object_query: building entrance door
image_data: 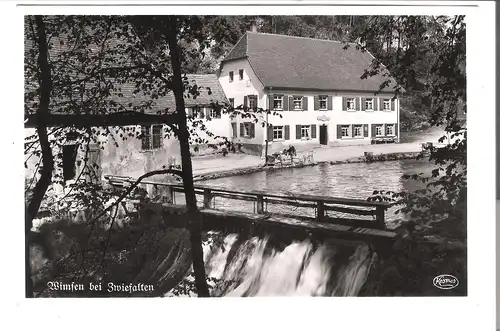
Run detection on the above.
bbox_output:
[319,125,328,145]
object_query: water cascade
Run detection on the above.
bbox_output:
[168,231,376,297]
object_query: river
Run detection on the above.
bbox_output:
[167,159,436,297]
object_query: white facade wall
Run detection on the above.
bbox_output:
[218,58,266,151]
[266,90,399,152]
[219,59,400,155]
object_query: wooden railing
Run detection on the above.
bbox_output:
[104,175,391,229]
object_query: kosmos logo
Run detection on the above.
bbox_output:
[433,274,459,290]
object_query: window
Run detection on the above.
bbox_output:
[243,123,253,137]
[301,125,310,139]
[365,98,374,111]
[208,108,221,119]
[375,124,384,136]
[62,144,79,181]
[383,99,391,111]
[273,95,283,110]
[141,125,163,150]
[229,71,234,82]
[273,126,284,140]
[293,97,303,110]
[386,124,395,136]
[346,98,355,110]
[229,98,234,108]
[341,125,351,138]
[248,95,258,110]
[239,69,244,80]
[354,125,363,137]
[319,96,328,110]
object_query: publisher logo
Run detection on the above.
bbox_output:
[433,274,459,290]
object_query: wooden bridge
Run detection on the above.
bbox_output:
[105,175,396,246]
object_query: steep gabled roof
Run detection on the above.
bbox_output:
[222,32,398,92]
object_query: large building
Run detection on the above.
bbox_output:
[218,31,401,155]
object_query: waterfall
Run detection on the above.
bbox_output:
[167,231,375,297]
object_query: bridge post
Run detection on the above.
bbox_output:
[375,206,386,229]
[316,201,325,221]
[203,189,213,208]
[256,195,264,214]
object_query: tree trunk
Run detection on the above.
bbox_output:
[26,16,54,298]
[166,18,210,297]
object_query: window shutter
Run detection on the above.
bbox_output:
[283,95,289,111]
[342,97,347,111]
[361,98,366,111]
[240,123,244,137]
[284,125,290,140]
[87,145,102,183]
[302,97,308,111]
[336,125,342,139]
[394,123,398,137]
[267,124,273,141]
[295,125,301,139]
[374,98,379,111]
[311,124,317,139]
[314,96,319,110]
[364,124,369,137]
[327,96,333,110]
[253,95,259,110]
[205,107,210,118]
[232,123,237,138]
[141,126,150,150]
[391,99,396,111]
[371,124,376,137]
[244,96,248,108]
[187,108,193,117]
[250,123,255,138]
[351,125,355,137]
[268,94,274,110]
[289,96,294,111]
[355,98,360,111]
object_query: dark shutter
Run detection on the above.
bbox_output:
[342,97,347,111]
[289,96,294,111]
[250,123,255,138]
[327,96,333,110]
[268,94,274,110]
[314,96,319,110]
[336,125,342,139]
[296,125,301,139]
[232,123,237,138]
[355,98,360,111]
[141,126,150,150]
[364,124,369,137]
[371,124,376,137]
[267,124,273,141]
[87,144,102,183]
[361,98,366,111]
[205,107,211,118]
[351,125,355,137]
[391,99,396,111]
[240,123,244,137]
[283,95,289,111]
[284,125,290,140]
[311,124,317,139]
[244,96,248,108]
[374,98,379,111]
[394,123,398,137]
[253,95,259,110]
[302,97,308,111]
